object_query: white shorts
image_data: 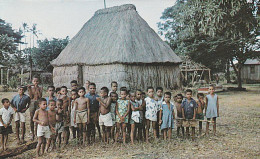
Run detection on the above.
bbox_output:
[37,125,51,138]
[14,112,26,122]
[99,112,113,127]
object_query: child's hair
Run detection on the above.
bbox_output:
[57,99,63,105]
[71,89,78,94]
[176,93,183,99]
[1,98,9,104]
[185,89,192,94]
[141,92,146,95]
[136,89,142,93]
[47,85,55,90]
[32,75,39,80]
[18,85,27,92]
[197,93,204,98]
[38,98,47,105]
[156,87,163,92]
[147,86,154,91]
[120,87,127,93]
[56,87,61,93]
[101,87,109,93]
[89,82,96,87]
[111,81,117,86]
[110,92,118,97]
[209,84,215,89]
[61,86,68,90]
[70,80,78,84]
[78,87,86,92]
[48,99,56,104]
[129,91,135,96]
[164,92,171,97]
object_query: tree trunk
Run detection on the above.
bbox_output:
[226,60,231,83]
[237,64,242,89]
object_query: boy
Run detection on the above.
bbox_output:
[56,99,64,148]
[175,94,185,137]
[0,98,14,151]
[74,87,90,145]
[11,86,30,144]
[155,87,163,138]
[58,86,71,145]
[28,76,43,140]
[70,89,79,139]
[182,89,197,140]
[108,81,118,96]
[98,87,112,143]
[85,80,90,94]
[85,83,101,143]
[135,89,146,141]
[45,86,57,110]
[56,87,61,97]
[196,93,205,135]
[68,80,78,96]
[46,100,56,152]
[110,92,118,142]
[33,98,51,157]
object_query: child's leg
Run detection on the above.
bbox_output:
[15,121,20,144]
[181,126,185,137]
[111,125,115,141]
[3,134,8,150]
[82,123,87,144]
[163,129,167,140]
[1,134,4,151]
[36,136,43,157]
[57,133,62,148]
[96,124,102,139]
[213,117,217,135]
[30,111,35,141]
[130,123,135,144]
[206,118,210,135]
[51,134,56,150]
[101,125,106,142]
[137,124,142,141]
[115,123,120,143]
[77,123,83,144]
[186,127,190,138]
[199,121,202,135]
[142,121,146,141]
[168,128,172,140]
[152,121,157,139]
[21,122,26,143]
[145,119,150,142]
[64,127,70,145]
[177,126,180,136]
[45,138,51,152]
[122,123,127,144]
[191,127,195,140]
[41,137,46,154]
[70,127,76,139]
[106,126,111,144]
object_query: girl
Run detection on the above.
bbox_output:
[115,88,130,144]
[205,85,219,135]
[159,92,175,140]
[70,89,79,139]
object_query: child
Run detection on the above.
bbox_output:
[33,98,51,157]
[56,99,64,148]
[175,94,184,137]
[155,87,163,138]
[182,89,197,140]
[145,87,158,142]
[129,91,142,144]
[108,81,118,96]
[70,89,79,139]
[11,86,30,144]
[98,87,113,143]
[46,100,56,151]
[58,86,71,145]
[205,85,219,135]
[28,76,43,140]
[74,87,90,145]
[56,87,61,97]
[135,90,146,141]
[45,86,57,110]
[115,88,130,144]
[159,92,175,140]
[70,80,78,90]
[109,92,118,142]
[85,80,90,94]
[196,93,205,135]
[0,98,14,151]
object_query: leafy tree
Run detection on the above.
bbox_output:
[158,0,260,88]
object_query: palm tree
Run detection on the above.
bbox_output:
[22,22,28,48]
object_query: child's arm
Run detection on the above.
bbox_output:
[0,115,7,128]
[123,101,130,118]
[74,100,78,124]
[8,114,13,126]
[115,102,121,120]
[33,110,44,125]
[137,102,143,111]
[87,98,90,124]
[131,102,135,111]
[193,106,196,120]
[172,109,175,120]
[159,109,162,125]
[205,97,208,115]
[217,96,219,117]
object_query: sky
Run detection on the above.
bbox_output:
[0,0,176,43]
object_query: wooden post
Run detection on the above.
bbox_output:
[21,68,24,85]
[1,68,3,85]
[7,69,9,84]
[209,70,211,82]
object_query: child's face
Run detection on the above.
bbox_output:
[47,87,55,96]
[18,88,25,95]
[111,94,117,102]
[71,83,78,90]
[71,91,77,100]
[49,101,56,110]
[198,95,204,101]
[78,89,86,97]
[186,92,192,99]
[176,96,183,103]
[209,86,215,94]
[111,83,118,92]
[147,89,154,98]
[120,91,127,99]
[100,90,107,98]
[136,91,142,100]
[164,94,171,102]
[89,85,96,94]
[57,102,62,108]
[156,90,163,97]
[39,101,47,110]
[130,93,136,102]
[85,81,90,89]
[60,88,67,95]
[32,78,39,86]
[3,101,10,108]
[141,93,145,100]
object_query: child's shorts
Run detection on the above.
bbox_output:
[37,125,51,138]
[0,126,13,135]
[14,112,26,122]
[196,113,204,120]
[99,112,113,127]
[76,110,88,124]
[55,122,64,134]
[176,118,183,127]
[183,120,197,127]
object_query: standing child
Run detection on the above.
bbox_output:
[74,87,90,145]
[145,87,159,142]
[129,91,142,144]
[109,92,118,142]
[11,86,30,144]
[98,87,113,143]
[45,86,57,110]
[205,85,219,135]
[182,89,197,140]
[196,93,205,135]
[33,98,51,157]
[115,88,130,144]
[159,92,175,140]
[46,100,56,152]
[56,99,64,148]
[155,87,163,138]
[0,98,14,151]
[135,90,146,141]
[70,89,79,139]
[175,94,184,137]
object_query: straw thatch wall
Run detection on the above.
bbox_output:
[53,65,80,88]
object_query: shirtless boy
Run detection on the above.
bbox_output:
[196,93,205,135]
[98,87,112,144]
[33,98,51,157]
[46,100,56,152]
[28,76,43,140]
[74,87,90,145]
[175,94,184,137]
[56,99,64,148]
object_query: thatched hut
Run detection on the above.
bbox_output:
[51,4,182,90]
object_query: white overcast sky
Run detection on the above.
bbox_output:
[0,0,176,41]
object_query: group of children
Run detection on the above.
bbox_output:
[0,77,219,157]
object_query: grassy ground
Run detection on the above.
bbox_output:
[1,84,259,159]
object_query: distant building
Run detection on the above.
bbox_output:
[241,59,260,83]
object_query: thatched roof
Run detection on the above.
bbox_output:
[52,4,181,66]
[244,59,260,65]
